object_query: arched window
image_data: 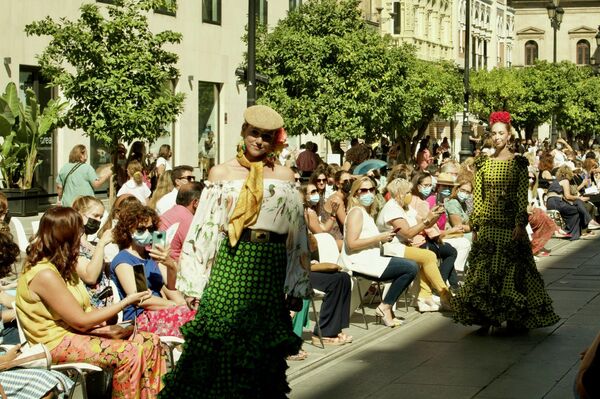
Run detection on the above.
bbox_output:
[577,39,590,65]
[525,40,538,65]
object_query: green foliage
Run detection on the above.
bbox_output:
[0,82,67,189]
[248,0,461,151]
[24,0,185,148]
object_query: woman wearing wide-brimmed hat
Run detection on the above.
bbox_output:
[160,105,311,398]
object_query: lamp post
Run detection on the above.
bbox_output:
[459,0,472,162]
[546,0,564,146]
[591,26,600,75]
[246,0,257,107]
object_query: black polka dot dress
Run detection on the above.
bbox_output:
[452,155,560,329]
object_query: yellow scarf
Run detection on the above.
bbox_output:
[228,152,264,246]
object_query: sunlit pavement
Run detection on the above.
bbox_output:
[288,236,599,399]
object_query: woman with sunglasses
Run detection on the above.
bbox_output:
[110,202,195,338]
[322,170,353,248]
[342,176,418,327]
[161,105,311,398]
[16,207,165,397]
[302,184,340,243]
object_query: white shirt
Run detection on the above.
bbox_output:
[156,157,172,171]
[117,179,151,204]
[156,188,178,215]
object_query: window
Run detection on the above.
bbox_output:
[197,82,221,180]
[524,40,538,65]
[256,0,268,26]
[19,66,55,195]
[289,0,302,12]
[393,1,401,34]
[577,39,590,65]
[155,0,176,16]
[203,0,221,25]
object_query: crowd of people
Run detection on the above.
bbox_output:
[1,104,599,397]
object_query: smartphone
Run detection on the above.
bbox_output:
[132,264,148,293]
[117,320,133,328]
[152,231,166,250]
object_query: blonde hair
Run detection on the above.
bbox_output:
[555,165,573,181]
[386,178,412,198]
[347,176,379,218]
[68,144,86,163]
[127,160,143,185]
[148,170,174,210]
[72,196,104,215]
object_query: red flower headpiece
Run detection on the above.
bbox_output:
[489,111,511,126]
[274,127,287,146]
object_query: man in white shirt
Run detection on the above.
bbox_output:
[156,165,195,215]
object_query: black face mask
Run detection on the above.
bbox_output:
[341,180,353,194]
[84,218,102,235]
[3,211,11,225]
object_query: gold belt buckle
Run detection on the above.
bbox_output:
[250,230,270,243]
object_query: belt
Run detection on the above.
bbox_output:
[239,229,287,244]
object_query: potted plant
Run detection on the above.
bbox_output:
[0,82,66,215]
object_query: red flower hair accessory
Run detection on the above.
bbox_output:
[489,111,511,126]
[274,127,287,146]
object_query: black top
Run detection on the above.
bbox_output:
[538,170,552,190]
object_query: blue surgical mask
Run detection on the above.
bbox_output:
[457,192,470,202]
[309,194,320,205]
[133,230,153,246]
[440,188,452,197]
[419,186,432,197]
[359,193,375,207]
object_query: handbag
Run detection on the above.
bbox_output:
[0,343,52,371]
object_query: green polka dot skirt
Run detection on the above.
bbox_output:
[160,239,301,399]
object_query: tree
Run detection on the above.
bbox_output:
[24,0,185,152]
[253,0,412,150]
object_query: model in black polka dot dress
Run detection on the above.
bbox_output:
[453,113,559,331]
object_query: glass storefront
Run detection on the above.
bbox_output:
[197,81,220,179]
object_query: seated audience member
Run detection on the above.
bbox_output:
[97,194,142,262]
[302,184,341,249]
[342,177,418,327]
[156,165,195,215]
[72,196,114,307]
[322,170,352,244]
[377,178,452,312]
[117,160,151,204]
[159,181,205,261]
[148,170,174,210]
[111,203,196,338]
[445,179,473,241]
[15,207,165,397]
[0,230,75,398]
[537,152,555,190]
[411,172,460,292]
[0,193,10,233]
[546,165,600,240]
[343,139,371,173]
[309,168,329,202]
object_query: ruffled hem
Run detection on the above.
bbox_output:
[159,301,301,399]
[453,235,560,329]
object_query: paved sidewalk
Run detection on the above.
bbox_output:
[288,236,598,398]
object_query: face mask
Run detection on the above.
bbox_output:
[359,193,375,207]
[419,186,432,197]
[84,218,101,235]
[342,180,353,194]
[440,188,452,197]
[403,193,412,207]
[556,144,563,150]
[132,230,153,246]
[457,192,470,202]
[309,193,320,204]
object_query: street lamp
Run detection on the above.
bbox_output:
[592,26,600,75]
[546,0,564,146]
[459,0,472,162]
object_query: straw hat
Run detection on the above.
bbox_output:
[243,105,284,131]
[436,172,458,187]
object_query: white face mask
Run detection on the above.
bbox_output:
[556,144,563,150]
[309,193,320,205]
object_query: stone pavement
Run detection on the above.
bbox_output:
[287,235,600,399]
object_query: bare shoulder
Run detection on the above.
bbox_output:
[207,161,234,182]
[265,164,295,182]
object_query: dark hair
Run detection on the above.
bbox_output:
[0,231,19,278]
[411,171,432,195]
[96,194,142,238]
[158,144,171,159]
[538,152,554,172]
[127,141,146,163]
[171,165,194,185]
[334,170,351,183]
[24,207,83,284]
[113,203,159,250]
[176,181,205,206]
[350,138,359,146]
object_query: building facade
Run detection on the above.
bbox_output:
[0,0,292,195]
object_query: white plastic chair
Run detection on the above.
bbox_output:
[9,217,29,252]
[13,302,103,399]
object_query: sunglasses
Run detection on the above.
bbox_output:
[248,128,274,142]
[316,178,327,183]
[136,226,156,234]
[358,187,376,194]
[295,178,301,182]
[180,176,195,182]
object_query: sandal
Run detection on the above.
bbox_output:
[312,335,345,346]
[287,349,308,361]
[582,231,596,239]
[337,332,353,343]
